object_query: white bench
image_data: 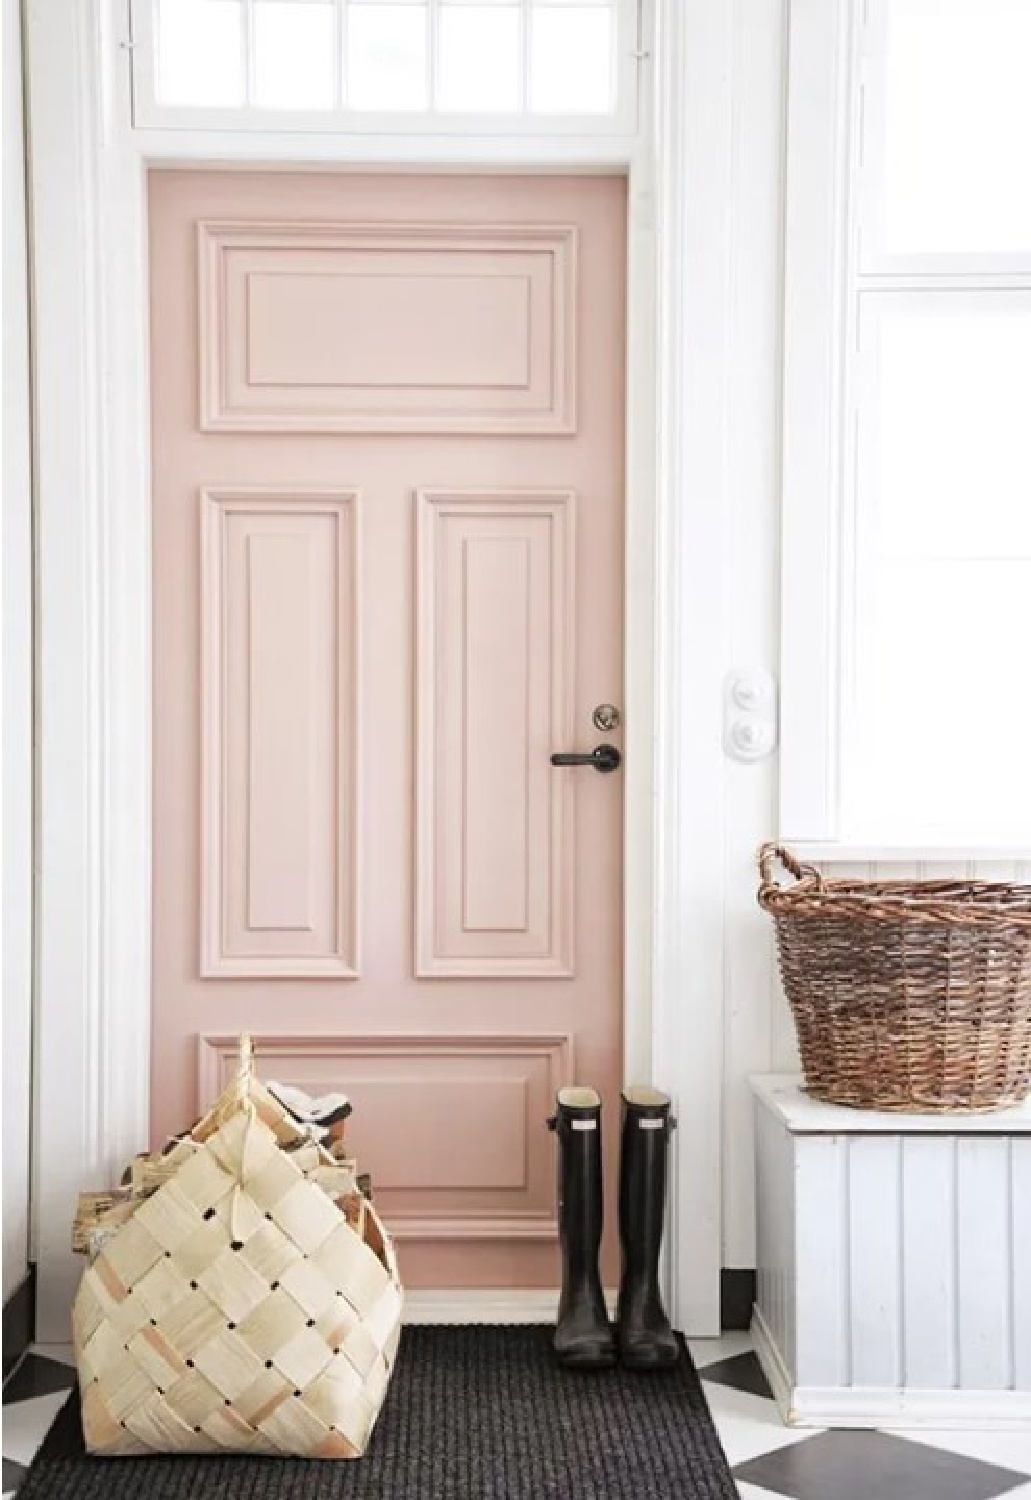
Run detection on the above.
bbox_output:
[750,1073,1031,1429]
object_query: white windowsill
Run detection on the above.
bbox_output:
[751,1074,1031,1135]
[783,842,1031,865]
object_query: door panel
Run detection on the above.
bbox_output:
[415,489,575,977]
[198,220,576,432]
[200,490,359,977]
[150,171,626,1290]
[198,1032,572,1253]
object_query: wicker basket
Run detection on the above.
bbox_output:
[757,844,1031,1111]
[72,1036,403,1457]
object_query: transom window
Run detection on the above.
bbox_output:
[128,0,642,133]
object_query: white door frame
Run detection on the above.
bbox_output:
[26,0,738,1338]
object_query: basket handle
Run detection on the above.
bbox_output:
[235,1032,255,1105]
[758,843,821,896]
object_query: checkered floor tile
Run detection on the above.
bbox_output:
[4,1337,1031,1497]
[691,1336,1031,1500]
[2,1350,76,1496]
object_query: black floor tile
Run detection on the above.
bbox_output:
[699,1350,773,1400]
[2,1457,28,1494]
[734,1429,1030,1500]
[2,1355,76,1407]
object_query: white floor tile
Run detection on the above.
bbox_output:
[1,1390,68,1467]
[701,1380,820,1467]
[735,1485,793,1500]
[895,1426,1031,1477]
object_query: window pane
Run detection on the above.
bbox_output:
[155,0,244,107]
[850,294,1031,839]
[437,6,521,113]
[865,297,1031,560]
[852,561,1031,840]
[530,6,613,113]
[347,5,428,111]
[880,0,1031,254]
[254,1,335,109]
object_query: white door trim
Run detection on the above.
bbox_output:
[26,0,737,1337]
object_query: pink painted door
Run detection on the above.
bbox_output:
[149,171,626,1290]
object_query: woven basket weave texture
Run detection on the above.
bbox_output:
[758,844,1031,1112]
[72,1041,402,1457]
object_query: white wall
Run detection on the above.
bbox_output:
[697,0,793,1273]
[3,0,35,1305]
[709,4,1031,1275]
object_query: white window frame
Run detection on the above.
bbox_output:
[780,0,1031,860]
[129,0,643,138]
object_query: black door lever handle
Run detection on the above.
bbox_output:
[550,743,622,773]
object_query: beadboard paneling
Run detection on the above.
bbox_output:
[1014,1138,1031,1390]
[956,1139,1014,1390]
[848,1137,903,1387]
[793,1135,847,1386]
[901,1137,957,1388]
[754,1088,797,1373]
[754,1093,1031,1407]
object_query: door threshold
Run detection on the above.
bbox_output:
[403,1288,619,1325]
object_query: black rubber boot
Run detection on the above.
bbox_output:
[548,1087,616,1370]
[616,1087,680,1370]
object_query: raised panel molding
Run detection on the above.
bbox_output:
[416,490,576,978]
[197,1032,574,1241]
[200,489,359,977]
[198,220,577,434]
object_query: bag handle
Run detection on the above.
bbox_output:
[235,1032,255,1105]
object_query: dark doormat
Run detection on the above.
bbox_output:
[20,1326,738,1499]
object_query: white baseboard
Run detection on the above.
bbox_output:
[750,1305,795,1418]
[787,1386,1031,1430]
[403,1289,618,1325]
[751,1306,1031,1430]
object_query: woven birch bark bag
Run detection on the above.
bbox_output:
[71,1036,403,1457]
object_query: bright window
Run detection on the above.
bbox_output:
[781,0,1031,850]
[862,0,1031,262]
[130,0,637,132]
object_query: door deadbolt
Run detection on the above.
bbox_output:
[592,703,621,732]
